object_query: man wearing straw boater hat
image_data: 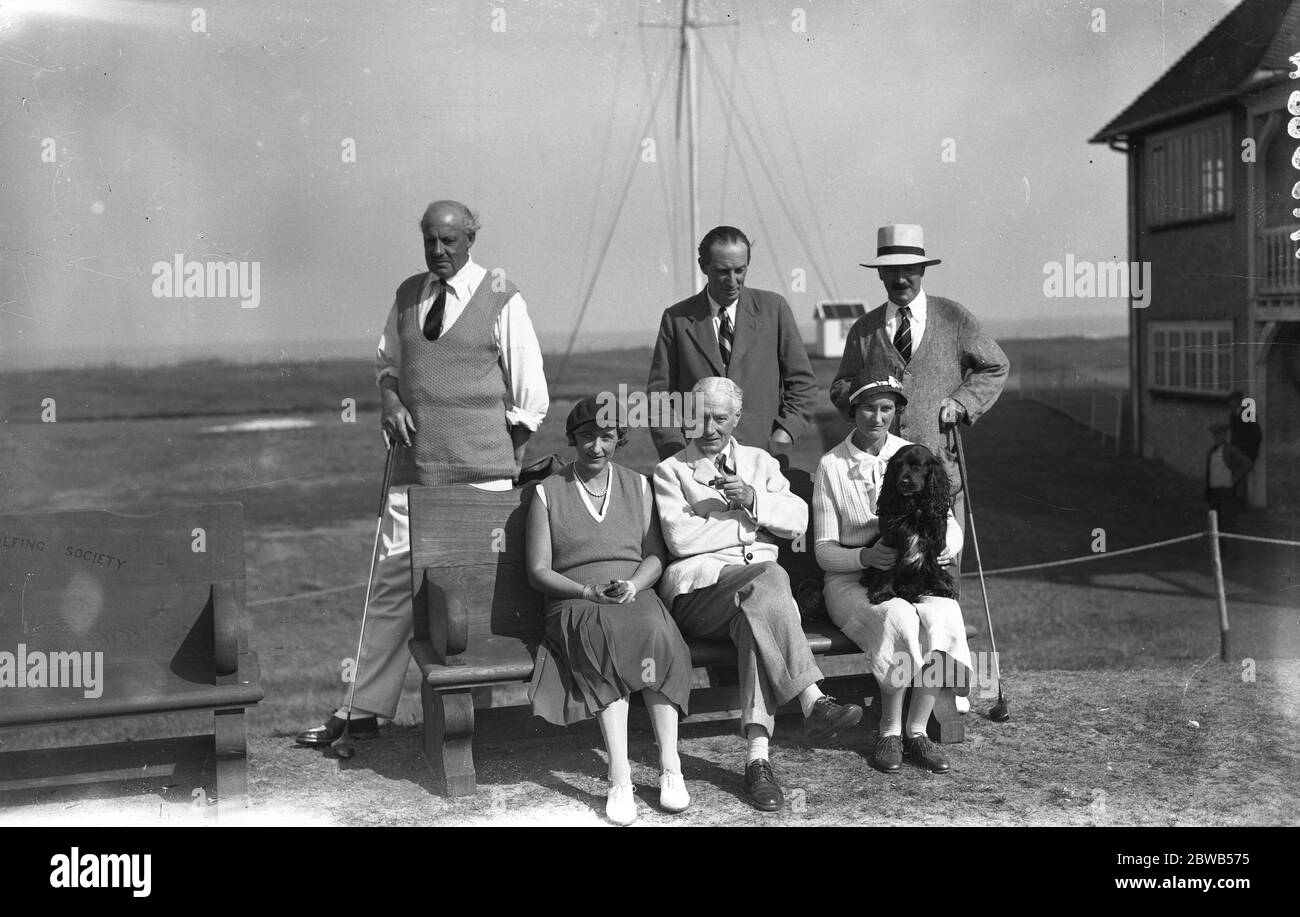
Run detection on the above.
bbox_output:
[830,224,1008,586]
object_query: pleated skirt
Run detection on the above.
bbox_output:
[529,588,693,726]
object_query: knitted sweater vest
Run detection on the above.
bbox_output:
[390,271,518,486]
[539,463,645,587]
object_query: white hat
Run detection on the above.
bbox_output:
[860,224,942,268]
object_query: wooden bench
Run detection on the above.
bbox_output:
[0,504,263,813]
[407,484,962,796]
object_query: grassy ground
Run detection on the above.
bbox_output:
[1,348,1297,825]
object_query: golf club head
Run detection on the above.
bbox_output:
[334,737,356,759]
[989,694,1010,722]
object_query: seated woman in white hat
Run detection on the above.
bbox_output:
[811,370,973,774]
[526,395,694,825]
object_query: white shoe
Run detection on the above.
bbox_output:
[606,782,637,826]
[955,695,971,714]
[658,770,690,813]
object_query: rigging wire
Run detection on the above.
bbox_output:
[573,27,632,306]
[551,42,679,393]
[756,19,839,301]
[642,20,682,296]
[701,45,791,294]
[699,38,836,298]
[714,18,743,223]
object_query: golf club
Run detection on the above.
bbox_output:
[335,437,398,758]
[951,426,1010,722]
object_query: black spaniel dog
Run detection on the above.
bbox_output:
[860,444,958,604]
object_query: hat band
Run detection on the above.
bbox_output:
[850,382,904,403]
[877,245,927,257]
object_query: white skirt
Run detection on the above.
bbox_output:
[823,571,973,696]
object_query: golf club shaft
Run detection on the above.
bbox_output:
[952,427,1001,680]
[341,438,398,724]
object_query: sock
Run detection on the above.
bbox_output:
[745,728,769,764]
[659,748,682,775]
[906,705,932,738]
[797,684,825,717]
[880,691,905,737]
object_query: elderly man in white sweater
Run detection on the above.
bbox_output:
[653,377,862,812]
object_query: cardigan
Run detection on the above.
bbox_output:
[829,293,1008,491]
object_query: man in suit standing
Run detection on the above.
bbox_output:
[830,224,1008,609]
[647,226,818,464]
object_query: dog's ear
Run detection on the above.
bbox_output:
[922,453,952,519]
[878,454,904,516]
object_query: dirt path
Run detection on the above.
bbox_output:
[6,660,1296,827]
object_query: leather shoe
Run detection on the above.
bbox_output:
[294,713,379,747]
[804,695,863,743]
[743,759,784,811]
[873,734,903,773]
[904,733,950,773]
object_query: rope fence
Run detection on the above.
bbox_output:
[248,512,1298,663]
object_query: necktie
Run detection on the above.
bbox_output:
[422,279,449,341]
[718,307,734,367]
[715,452,733,476]
[893,306,912,363]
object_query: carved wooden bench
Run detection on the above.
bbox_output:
[406,484,961,797]
[0,504,263,813]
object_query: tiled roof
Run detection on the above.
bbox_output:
[1091,0,1299,143]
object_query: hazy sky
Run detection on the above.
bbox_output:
[0,0,1237,368]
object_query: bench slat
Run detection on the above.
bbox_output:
[0,652,262,727]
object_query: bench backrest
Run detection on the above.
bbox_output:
[408,485,544,649]
[0,504,246,689]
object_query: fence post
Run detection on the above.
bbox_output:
[1207,509,1230,662]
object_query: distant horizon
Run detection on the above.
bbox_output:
[1,0,1226,373]
[2,315,1127,371]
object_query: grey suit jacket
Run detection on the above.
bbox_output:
[647,286,819,459]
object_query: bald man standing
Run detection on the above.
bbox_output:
[297,199,549,746]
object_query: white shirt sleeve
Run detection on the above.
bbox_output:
[375,296,402,386]
[496,291,549,432]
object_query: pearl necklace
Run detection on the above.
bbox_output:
[576,466,610,498]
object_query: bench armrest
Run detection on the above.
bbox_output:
[422,567,468,663]
[211,581,241,677]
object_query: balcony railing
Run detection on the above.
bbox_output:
[1260,225,1300,293]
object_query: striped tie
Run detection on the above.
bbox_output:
[718,307,734,367]
[893,306,912,363]
[422,279,449,341]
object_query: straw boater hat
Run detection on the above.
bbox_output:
[860,223,942,269]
